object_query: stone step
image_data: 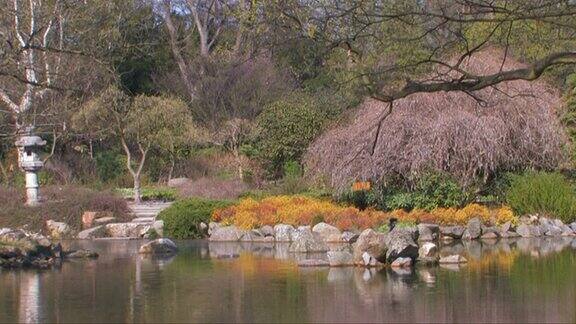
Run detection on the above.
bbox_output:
[131,217,155,223]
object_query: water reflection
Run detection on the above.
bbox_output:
[0,237,575,323]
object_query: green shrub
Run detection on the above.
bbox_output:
[506,171,576,223]
[344,172,469,211]
[158,198,234,239]
[115,187,177,201]
[255,93,328,177]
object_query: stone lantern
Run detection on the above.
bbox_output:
[15,128,46,206]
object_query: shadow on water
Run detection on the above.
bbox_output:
[1,237,576,323]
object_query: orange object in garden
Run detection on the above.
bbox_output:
[352,181,371,191]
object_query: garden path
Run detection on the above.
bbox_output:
[128,201,173,224]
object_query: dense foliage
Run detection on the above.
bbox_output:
[506,172,576,223]
[212,195,517,230]
[158,198,233,239]
[255,94,330,176]
[340,173,469,211]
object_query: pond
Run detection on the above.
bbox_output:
[1,238,576,323]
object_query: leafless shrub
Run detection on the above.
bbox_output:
[0,185,130,232]
[173,177,249,200]
[305,49,569,190]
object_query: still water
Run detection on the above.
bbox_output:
[1,238,576,323]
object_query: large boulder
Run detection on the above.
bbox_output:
[240,229,274,242]
[327,251,354,267]
[0,229,61,269]
[289,228,329,253]
[82,211,113,229]
[462,217,482,240]
[208,222,221,236]
[259,225,275,237]
[440,226,465,239]
[46,220,72,239]
[77,226,107,240]
[93,216,117,226]
[105,223,150,238]
[151,220,164,237]
[561,225,575,236]
[516,224,542,238]
[545,225,563,236]
[139,238,178,254]
[274,224,295,242]
[312,222,341,242]
[384,228,419,263]
[417,223,439,241]
[352,229,387,264]
[418,242,439,264]
[209,225,246,241]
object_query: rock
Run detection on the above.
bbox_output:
[569,222,576,233]
[259,225,275,237]
[384,228,419,263]
[417,223,439,241]
[274,224,295,242]
[93,216,116,226]
[209,225,246,241]
[82,212,97,229]
[439,255,468,264]
[390,257,412,268]
[105,223,150,238]
[561,225,575,236]
[46,220,72,239]
[418,242,438,264]
[341,231,360,243]
[167,177,191,187]
[327,251,354,267]
[462,218,482,240]
[139,238,178,254]
[199,222,208,235]
[516,224,542,238]
[500,221,512,233]
[208,222,221,236]
[481,232,499,240]
[352,229,387,264]
[552,219,564,227]
[152,220,164,237]
[545,225,563,237]
[440,226,465,239]
[82,211,113,229]
[361,252,385,267]
[65,249,99,259]
[312,222,341,242]
[77,226,107,239]
[289,228,329,253]
[297,259,329,267]
[500,231,520,238]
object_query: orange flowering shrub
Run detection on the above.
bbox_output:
[213,195,519,230]
[390,204,517,226]
[212,195,387,230]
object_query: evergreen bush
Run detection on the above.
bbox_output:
[158,198,233,239]
[506,171,576,223]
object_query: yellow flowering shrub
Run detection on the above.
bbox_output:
[212,195,388,230]
[213,195,519,230]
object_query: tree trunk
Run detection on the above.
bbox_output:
[133,175,142,204]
